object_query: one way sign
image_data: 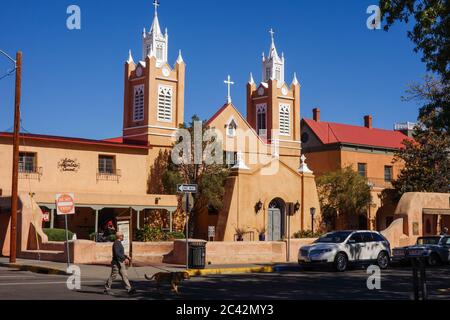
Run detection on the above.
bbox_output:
[177,184,198,194]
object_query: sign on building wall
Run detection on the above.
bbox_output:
[56,193,75,215]
[42,212,50,223]
[208,226,216,240]
[117,221,131,256]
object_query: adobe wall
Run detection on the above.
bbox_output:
[395,192,450,239]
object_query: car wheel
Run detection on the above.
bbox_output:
[428,253,441,267]
[334,253,348,272]
[377,251,389,270]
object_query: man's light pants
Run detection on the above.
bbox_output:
[105,262,132,291]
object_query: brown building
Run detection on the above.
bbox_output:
[301,108,411,231]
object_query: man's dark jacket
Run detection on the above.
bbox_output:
[112,240,127,264]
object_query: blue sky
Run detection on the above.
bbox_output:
[0,0,426,140]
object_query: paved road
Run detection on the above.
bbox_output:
[0,265,448,300]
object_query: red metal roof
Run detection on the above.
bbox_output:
[0,132,149,150]
[303,119,411,149]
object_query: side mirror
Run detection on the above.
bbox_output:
[348,239,356,244]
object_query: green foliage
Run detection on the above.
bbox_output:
[293,230,324,239]
[162,115,231,236]
[381,1,450,133]
[317,167,372,223]
[380,0,450,82]
[393,116,450,196]
[136,225,185,242]
[43,228,74,242]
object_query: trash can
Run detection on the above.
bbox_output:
[188,241,206,269]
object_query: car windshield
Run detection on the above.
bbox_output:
[417,237,441,245]
[315,232,352,244]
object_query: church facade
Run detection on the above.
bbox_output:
[0,3,320,243]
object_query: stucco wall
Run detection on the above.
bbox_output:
[395,192,450,238]
[0,140,150,197]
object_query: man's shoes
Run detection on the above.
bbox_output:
[128,288,137,295]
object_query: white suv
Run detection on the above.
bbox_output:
[298,231,391,272]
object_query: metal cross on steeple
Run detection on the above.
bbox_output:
[153,0,160,15]
[269,28,275,43]
[224,75,235,104]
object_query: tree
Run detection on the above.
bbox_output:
[392,78,450,196]
[403,75,449,133]
[317,167,372,230]
[381,1,450,132]
[380,0,450,82]
[162,115,230,236]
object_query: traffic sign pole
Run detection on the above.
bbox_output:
[65,214,70,267]
[185,193,189,270]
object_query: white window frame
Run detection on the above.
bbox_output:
[279,104,291,136]
[256,103,267,138]
[157,85,173,123]
[133,84,145,122]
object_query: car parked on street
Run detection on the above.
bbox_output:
[392,236,450,266]
[298,231,391,272]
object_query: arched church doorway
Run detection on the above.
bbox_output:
[268,198,286,241]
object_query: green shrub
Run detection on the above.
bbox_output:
[136,226,185,242]
[43,228,74,242]
[166,231,186,241]
[293,230,323,239]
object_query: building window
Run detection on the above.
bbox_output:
[384,166,393,182]
[156,44,164,60]
[98,155,115,175]
[224,151,237,168]
[133,85,145,122]
[227,119,237,137]
[19,152,37,173]
[266,68,271,81]
[358,163,367,178]
[157,85,173,122]
[256,104,267,137]
[279,104,291,136]
[275,68,281,81]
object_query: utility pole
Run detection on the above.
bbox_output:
[10,51,22,263]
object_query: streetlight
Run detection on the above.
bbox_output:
[310,207,316,233]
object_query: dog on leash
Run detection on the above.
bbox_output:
[145,272,190,294]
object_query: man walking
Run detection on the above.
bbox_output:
[104,231,136,295]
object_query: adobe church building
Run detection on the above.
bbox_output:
[0,2,320,255]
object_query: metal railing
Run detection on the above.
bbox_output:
[96,168,122,182]
[367,177,394,189]
[18,167,43,180]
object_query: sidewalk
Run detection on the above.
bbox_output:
[0,257,295,279]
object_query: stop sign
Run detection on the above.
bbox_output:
[56,193,75,215]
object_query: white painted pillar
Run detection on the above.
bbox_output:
[137,210,141,230]
[169,210,173,233]
[50,208,55,229]
[95,210,99,235]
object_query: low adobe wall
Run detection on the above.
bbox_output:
[169,239,317,265]
[381,218,413,248]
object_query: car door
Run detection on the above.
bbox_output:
[346,233,364,262]
[443,237,450,262]
[361,232,377,261]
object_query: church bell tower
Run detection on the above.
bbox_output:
[122,1,186,147]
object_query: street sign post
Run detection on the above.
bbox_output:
[177,184,198,194]
[177,184,198,270]
[56,193,75,267]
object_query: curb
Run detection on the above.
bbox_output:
[0,263,69,276]
[188,265,274,277]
